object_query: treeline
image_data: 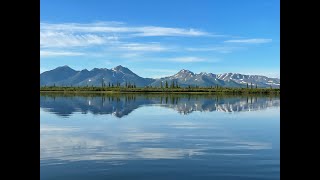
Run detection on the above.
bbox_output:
[100,80,137,88]
[40,84,280,95]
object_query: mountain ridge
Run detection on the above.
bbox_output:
[40,65,280,88]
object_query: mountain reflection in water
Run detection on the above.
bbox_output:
[40,93,280,118]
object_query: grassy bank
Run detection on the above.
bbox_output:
[40,86,280,95]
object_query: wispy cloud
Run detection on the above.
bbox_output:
[185,46,244,53]
[40,22,210,37]
[40,21,273,60]
[40,50,85,57]
[140,56,220,64]
[168,57,208,63]
[132,26,209,37]
[41,22,196,54]
[40,31,113,48]
[115,43,169,52]
[224,38,272,44]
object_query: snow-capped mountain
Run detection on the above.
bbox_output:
[150,70,279,88]
[40,65,280,88]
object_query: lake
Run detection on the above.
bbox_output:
[40,93,280,180]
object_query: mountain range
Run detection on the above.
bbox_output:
[40,65,280,88]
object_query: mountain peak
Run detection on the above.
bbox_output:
[112,65,135,75]
[54,65,75,72]
[113,65,125,70]
[57,65,70,69]
[178,69,194,75]
[91,67,105,71]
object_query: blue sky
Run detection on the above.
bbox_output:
[40,0,279,78]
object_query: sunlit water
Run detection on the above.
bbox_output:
[40,93,280,180]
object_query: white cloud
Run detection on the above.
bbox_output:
[40,22,273,60]
[138,56,220,64]
[40,22,210,37]
[40,31,109,48]
[40,22,130,33]
[133,26,209,37]
[186,46,243,53]
[115,43,168,52]
[224,38,272,44]
[41,22,194,52]
[40,50,85,57]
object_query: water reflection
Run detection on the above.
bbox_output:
[40,117,274,163]
[40,93,279,179]
[40,93,280,117]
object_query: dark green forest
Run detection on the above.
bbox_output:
[40,83,279,95]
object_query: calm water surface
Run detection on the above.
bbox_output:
[40,93,280,180]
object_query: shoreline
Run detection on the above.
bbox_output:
[40,89,279,95]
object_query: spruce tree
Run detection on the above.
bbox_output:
[165,81,168,88]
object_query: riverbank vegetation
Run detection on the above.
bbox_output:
[40,85,279,95]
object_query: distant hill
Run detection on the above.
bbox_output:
[40,65,280,88]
